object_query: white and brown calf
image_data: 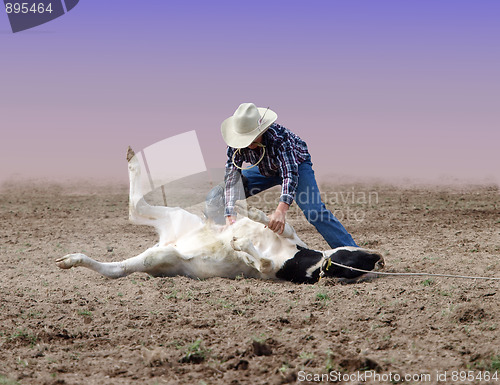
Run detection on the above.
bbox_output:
[56,148,384,284]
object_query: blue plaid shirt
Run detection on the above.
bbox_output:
[224,123,310,217]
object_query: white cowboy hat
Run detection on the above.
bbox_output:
[221,103,278,148]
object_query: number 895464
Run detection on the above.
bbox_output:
[5,2,54,14]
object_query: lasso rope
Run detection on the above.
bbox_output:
[232,143,266,171]
[320,253,500,281]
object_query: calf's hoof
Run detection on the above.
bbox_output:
[230,237,245,252]
[127,146,136,163]
[56,253,85,269]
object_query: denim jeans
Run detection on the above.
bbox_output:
[205,160,358,249]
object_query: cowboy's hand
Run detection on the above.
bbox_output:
[267,202,289,235]
[224,215,237,229]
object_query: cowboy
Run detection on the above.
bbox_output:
[205,103,358,249]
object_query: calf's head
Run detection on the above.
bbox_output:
[275,246,384,284]
[322,248,385,280]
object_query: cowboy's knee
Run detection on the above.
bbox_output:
[206,183,225,206]
[205,184,226,223]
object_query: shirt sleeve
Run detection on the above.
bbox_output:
[276,141,300,205]
[224,147,242,217]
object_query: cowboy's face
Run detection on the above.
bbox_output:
[247,135,263,150]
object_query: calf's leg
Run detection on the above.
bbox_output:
[127,146,167,226]
[235,204,296,239]
[230,237,274,274]
[127,147,203,244]
[56,245,184,279]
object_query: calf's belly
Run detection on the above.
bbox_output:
[147,256,263,280]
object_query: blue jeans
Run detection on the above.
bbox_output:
[205,160,358,249]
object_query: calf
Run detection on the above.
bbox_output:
[56,148,384,283]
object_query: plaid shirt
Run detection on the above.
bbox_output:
[224,123,310,216]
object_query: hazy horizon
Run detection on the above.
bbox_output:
[1,1,499,186]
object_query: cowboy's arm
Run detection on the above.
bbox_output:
[277,142,299,206]
[268,143,299,234]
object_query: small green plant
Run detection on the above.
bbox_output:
[181,339,209,364]
[491,356,500,371]
[421,279,433,287]
[315,291,330,308]
[261,288,276,296]
[299,351,314,368]
[21,311,43,320]
[164,290,178,300]
[9,329,37,347]
[252,334,267,344]
[0,374,20,385]
[214,298,234,309]
[473,355,500,371]
[325,349,335,372]
[77,310,92,317]
[316,292,330,301]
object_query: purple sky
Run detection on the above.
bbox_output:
[1,1,499,185]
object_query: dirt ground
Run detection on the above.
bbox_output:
[0,181,499,385]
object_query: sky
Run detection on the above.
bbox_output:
[1,0,499,186]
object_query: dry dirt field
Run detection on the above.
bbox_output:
[0,181,499,385]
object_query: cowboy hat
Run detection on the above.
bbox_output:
[221,103,278,148]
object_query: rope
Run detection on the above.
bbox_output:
[319,254,500,281]
[232,143,266,171]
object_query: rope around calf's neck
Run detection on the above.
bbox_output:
[319,253,500,281]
